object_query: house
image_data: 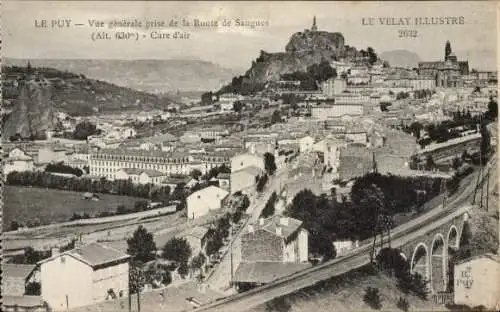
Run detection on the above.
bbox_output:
[37,243,130,311]
[3,296,47,312]
[241,215,308,263]
[185,226,211,257]
[4,148,35,175]
[234,216,311,288]
[216,173,231,191]
[2,264,38,296]
[454,253,500,310]
[186,186,229,219]
[298,135,315,152]
[230,166,263,195]
[230,153,265,172]
[115,168,167,185]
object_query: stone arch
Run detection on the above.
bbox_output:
[411,243,429,281]
[430,233,447,292]
[447,225,459,250]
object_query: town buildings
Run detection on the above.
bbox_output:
[4,148,35,175]
[311,103,364,119]
[186,185,229,219]
[115,168,168,185]
[37,243,130,311]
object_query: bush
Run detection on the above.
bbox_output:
[396,297,409,312]
[363,287,382,310]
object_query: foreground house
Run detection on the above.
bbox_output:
[234,216,311,289]
[37,243,130,311]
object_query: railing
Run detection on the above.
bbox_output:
[433,291,454,305]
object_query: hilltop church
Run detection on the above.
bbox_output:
[418,41,469,88]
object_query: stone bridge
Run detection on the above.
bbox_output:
[377,208,471,294]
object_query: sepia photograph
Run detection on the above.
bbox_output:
[2,1,499,312]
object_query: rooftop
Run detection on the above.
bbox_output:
[233,262,312,284]
[187,226,210,240]
[256,215,303,239]
[3,264,36,279]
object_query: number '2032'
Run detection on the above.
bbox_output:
[398,30,418,38]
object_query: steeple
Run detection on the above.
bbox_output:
[311,15,318,31]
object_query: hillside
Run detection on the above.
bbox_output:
[2,65,174,116]
[380,50,422,68]
[4,58,240,93]
[222,29,377,89]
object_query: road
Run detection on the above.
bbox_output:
[196,156,497,312]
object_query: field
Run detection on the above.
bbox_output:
[4,186,141,228]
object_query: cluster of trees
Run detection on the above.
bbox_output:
[202,164,231,181]
[271,110,282,124]
[45,162,84,176]
[206,213,232,259]
[6,171,172,203]
[263,152,277,175]
[217,75,266,96]
[375,248,429,300]
[256,173,269,192]
[72,120,101,140]
[261,192,278,218]
[395,92,410,100]
[232,194,250,224]
[280,61,337,91]
[286,173,444,260]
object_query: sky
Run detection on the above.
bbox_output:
[3,1,498,70]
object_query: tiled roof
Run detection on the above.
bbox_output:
[38,242,130,268]
[257,215,303,239]
[187,226,210,240]
[231,165,263,178]
[3,264,36,279]
[3,296,45,308]
[233,262,312,284]
[141,169,167,177]
[68,243,130,267]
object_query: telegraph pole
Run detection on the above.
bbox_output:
[486,170,490,212]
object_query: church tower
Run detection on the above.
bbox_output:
[311,15,318,31]
[445,40,452,61]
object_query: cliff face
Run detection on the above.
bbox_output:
[242,30,369,84]
[3,81,58,140]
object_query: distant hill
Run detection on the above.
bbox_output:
[4,58,240,94]
[2,65,176,139]
[379,50,422,68]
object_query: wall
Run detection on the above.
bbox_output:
[454,257,499,309]
[298,229,309,262]
[40,255,93,311]
[91,262,129,302]
[2,276,26,296]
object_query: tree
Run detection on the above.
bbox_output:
[261,192,277,218]
[486,96,498,121]
[363,287,382,310]
[73,121,100,140]
[178,261,189,278]
[233,101,244,113]
[409,122,424,139]
[190,253,207,280]
[127,225,157,263]
[264,152,277,175]
[190,169,202,180]
[480,124,491,163]
[271,110,281,124]
[396,297,409,312]
[265,297,291,312]
[256,174,269,192]
[425,155,436,171]
[367,47,378,65]
[232,210,243,224]
[206,229,224,257]
[162,237,192,264]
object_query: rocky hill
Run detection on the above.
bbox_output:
[379,50,421,68]
[239,30,375,84]
[4,58,240,94]
[3,80,58,140]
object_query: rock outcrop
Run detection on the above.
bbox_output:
[3,81,58,140]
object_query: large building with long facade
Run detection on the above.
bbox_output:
[89,148,235,180]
